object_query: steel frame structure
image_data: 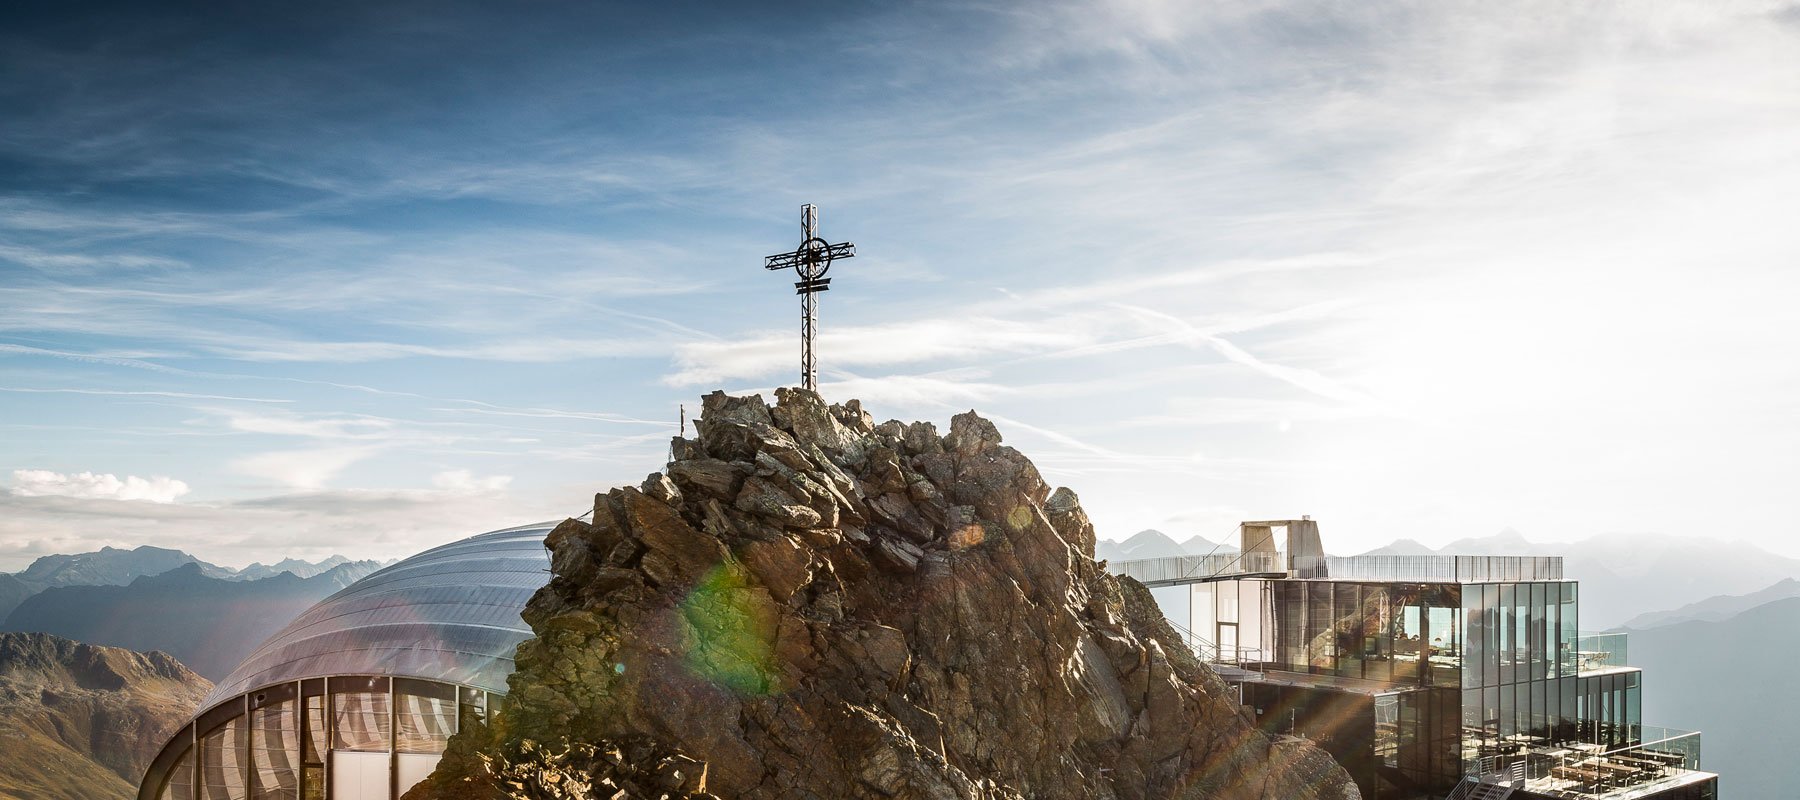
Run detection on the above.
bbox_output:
[763,203,855,392]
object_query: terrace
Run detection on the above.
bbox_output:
[1458,726,1708,799]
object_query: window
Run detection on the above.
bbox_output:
[331,691,391,752]
[199,718,247,800]
[249,700,297,799]
[164,746,195,800]
[396,682,457,754]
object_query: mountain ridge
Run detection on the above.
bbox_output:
[0,631,210,800]
[0,545,368,620]
[2,559,383,680]
[1095,528,1237,562]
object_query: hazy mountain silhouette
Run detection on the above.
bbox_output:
[1628,596,1800,799]
[0,545,365,620]
[13,544,231,589]
[0,574,30,623]
[231,554,353,581]
[0,632,209,800]
[1622,577,1800,629]
[1096,529,1237,562]
[1355,530,1800,629]
[1358,538,1435,556]
[1,560,381,680]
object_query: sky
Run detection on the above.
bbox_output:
[2,0,1798,571]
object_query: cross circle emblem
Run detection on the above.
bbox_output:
[795,236,833,280]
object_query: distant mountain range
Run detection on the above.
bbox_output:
[0,632,210,800]
[2,559,383,680]
[0,544,371,620]
[1095,529,1238,562]
[1622,577,1800,629]
[1626,595,1800,799]
[1354,529,1800,629]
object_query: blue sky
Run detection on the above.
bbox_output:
[4,0,1799,569]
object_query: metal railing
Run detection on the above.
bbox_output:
[1463,726,1702,798]
[1325,555,1563,583]
[1575,632,1630,671]
[1110,551,1286,586]
[1159,618,1265,671]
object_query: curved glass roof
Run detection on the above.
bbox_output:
[200,522,554,708]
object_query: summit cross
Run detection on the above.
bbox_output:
[763,203,856,393]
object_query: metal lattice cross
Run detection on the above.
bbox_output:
[763,204,855,393]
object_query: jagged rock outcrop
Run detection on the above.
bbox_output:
[0,632,211,800]
[415,390,1358,800]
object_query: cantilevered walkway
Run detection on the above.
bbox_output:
[1107,518,1325,587]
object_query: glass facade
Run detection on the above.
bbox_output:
[154,676,493,800]
[1458,581,1581,756]
[1199,574,1685,799]
[141,524,555,800]
[1578,670,1643,749]
[1266,581,1463,687]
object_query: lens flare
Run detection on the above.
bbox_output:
[678,563,779,695]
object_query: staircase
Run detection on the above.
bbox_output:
[1444,777,1515,800]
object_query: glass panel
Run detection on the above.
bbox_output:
[301,767,323,800]
[397,690,456,753]
[1559,583,1579,676]
[1497,584,1516,685]
[1484,584,1500,687]
[1627,674,1643,744]
[165,745,196,800]
[1217,580,1238,623]
[1395,587,1424,685]
[1308,582,1334,672]
[1462,688,1486,765]
[1530,679,1548,740]
[1558,676,1578,742]
[1463,584,1484,689]
[1513,584,1529,685]
[331,691,391,752]
[458,686,488,730]
[1280,582,1304,670]
[1191,584,1215,644]
[1375,695,1400,769]
[1427,592,1460,687]
[200,717,248,800]
[250,700,298,799]
[1499,683,1515,737]
[1333,583,1361,678]
[1532,583,1551,680]
[301,695,325,764]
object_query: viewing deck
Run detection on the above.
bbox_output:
[1109,552,1565,586]
[1460,725,1706,799]
[1108,551,1287,586]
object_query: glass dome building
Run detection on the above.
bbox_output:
[137,523,555,800]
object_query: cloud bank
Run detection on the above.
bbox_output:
[9,469,192,503]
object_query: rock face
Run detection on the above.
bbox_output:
[0,632,211,800]
[417,390,1358,800]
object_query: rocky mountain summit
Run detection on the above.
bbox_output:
[0,632,210,800]
[415,389,1357,800]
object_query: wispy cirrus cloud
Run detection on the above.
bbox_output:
[0,387,291,403]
